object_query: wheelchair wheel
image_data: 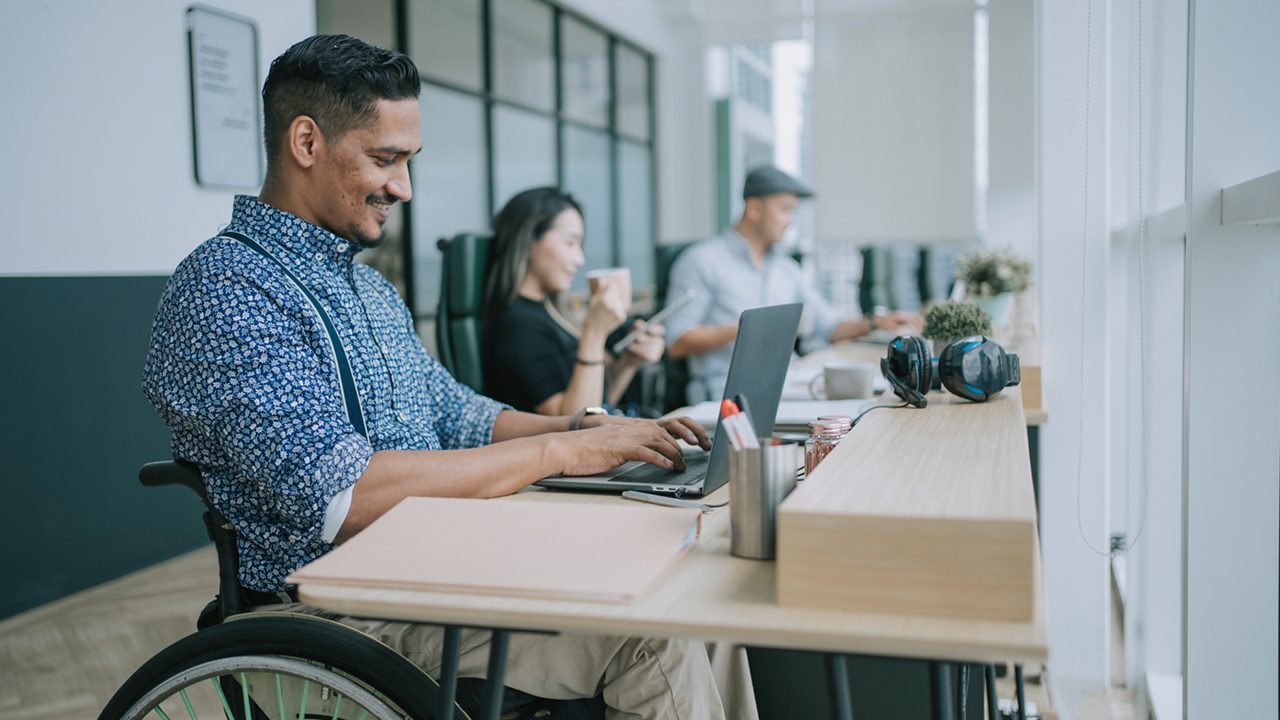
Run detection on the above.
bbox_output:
[99,613,465,720]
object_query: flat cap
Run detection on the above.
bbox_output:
[742,165,814,199]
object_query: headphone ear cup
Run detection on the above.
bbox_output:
[882,341,928,408]
[915,337,934,392]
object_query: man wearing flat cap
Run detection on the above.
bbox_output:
[664,165,911,402]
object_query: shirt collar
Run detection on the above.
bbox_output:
[723,228,780,267]
[228,195,362,268]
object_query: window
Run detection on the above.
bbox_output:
[320,2,657,319]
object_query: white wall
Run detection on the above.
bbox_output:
[0,0,314,276]
[1184,0,1280,715]
[1036,0,1113,706]
[812,7,975,244]
[986,0,1037,268]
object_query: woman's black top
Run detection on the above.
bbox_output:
[483,296,578,412]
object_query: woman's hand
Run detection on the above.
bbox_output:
[581,413,712,452]
[582,281,628,337]
[620,320,666,366]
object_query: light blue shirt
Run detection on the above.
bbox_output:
[664,230,843,402]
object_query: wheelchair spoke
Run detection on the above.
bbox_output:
[213,677,235,720]
[276,674,286,720]
[151,706,172,720]
[240,673,251,720]
[299,679,310,720]
[330,693,344,720]
[179,688,197,720]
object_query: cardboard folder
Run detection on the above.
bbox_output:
[288,497,701,603]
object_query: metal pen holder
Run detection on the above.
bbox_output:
[728,440,802,560]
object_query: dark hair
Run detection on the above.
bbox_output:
[483,187,584,327]
[262,34,420,168]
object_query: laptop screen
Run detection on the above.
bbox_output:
[698,303,804,495]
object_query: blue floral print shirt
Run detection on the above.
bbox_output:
[143,195,507,591]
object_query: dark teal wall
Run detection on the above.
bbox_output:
[0,276,208,619]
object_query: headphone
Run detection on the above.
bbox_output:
[880,335,1021,408]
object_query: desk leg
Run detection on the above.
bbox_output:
[984,665,999,720]
[1027,426,1040,519]
[930,662,956,720]
[1014,664,1026,720]
[824,654,854,720]
[481,630,512,720]
[438,626,461,720]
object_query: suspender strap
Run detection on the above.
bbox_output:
[220,230,367,438]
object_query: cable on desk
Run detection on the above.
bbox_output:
[852,401,911,426]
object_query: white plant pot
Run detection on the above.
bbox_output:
[971,292,1013,327]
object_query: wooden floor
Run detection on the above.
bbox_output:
[0,545,1115,720]
[0,547,218,720]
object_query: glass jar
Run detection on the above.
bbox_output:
[805,420,849,477]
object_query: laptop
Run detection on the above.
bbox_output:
[535,303,804,497]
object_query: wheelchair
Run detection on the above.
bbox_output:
[99,460,606,720]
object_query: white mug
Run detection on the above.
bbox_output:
[585,267,632,304]
[809,361,878,400]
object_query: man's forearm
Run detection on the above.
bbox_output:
[829,317,872,343]
[337,435,563,541]
[667,324,738,358]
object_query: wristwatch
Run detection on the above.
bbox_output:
[569,406,609,431]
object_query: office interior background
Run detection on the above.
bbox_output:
[1,0,1275,717]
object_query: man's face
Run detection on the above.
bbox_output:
[311,98,421,247]
[750,193,799,246]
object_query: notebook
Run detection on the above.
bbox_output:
[288,497,701,603]
[535,303,803,497]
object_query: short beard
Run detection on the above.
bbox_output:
[351,226,386,249]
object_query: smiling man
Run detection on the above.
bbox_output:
[143,35,751,720]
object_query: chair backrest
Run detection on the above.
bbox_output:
[435,232,491,393]
[139,460,248,626]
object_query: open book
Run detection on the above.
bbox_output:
[289,497,701,604]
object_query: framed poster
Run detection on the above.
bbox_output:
[187,5,262,188]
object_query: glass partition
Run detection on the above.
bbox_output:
[409,0,484,91]
[560,16,609,127]
[492,0,554,111]
[562,125,614,292]
[411,86,490,315]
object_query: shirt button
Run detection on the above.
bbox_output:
[314,252,324,262]
[335,242,348,253]
[380,343,389,354]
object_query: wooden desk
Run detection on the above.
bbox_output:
[296,375,1047,719]
[300,485,1045,666]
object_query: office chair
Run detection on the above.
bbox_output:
[102,460,606,720]
[435,232,491,394]
[653,241,695,413]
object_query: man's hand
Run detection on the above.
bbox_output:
[561,414,712,475]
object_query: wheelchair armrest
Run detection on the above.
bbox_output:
[139,459,206,499]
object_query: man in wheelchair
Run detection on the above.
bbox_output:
[141,34,754,720]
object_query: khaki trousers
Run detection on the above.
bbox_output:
[261,603,758,720]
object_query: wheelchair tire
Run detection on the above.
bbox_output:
[99,613,465,720]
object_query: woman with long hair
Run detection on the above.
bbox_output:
[482,187,665,415]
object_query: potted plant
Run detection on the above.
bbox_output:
[922,301,993,353]
[954,246,1032,326]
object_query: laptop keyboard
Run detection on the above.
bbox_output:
[609,451,710,485]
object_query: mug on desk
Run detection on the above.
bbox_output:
[809,361,878,400]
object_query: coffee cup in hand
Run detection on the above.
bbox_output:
[809,361,878,400]
[585,267,631,306]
